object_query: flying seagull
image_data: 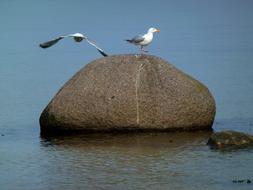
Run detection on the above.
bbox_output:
[125,27,160,53]
[39,33,108,57]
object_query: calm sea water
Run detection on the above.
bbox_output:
[1,0,253,189]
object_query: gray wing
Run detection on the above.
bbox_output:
[127,35,145,43]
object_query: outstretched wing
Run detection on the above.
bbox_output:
[126,35,145,44]
[39,34,108,57]
[86,38,108,57]
[39,36,65,48]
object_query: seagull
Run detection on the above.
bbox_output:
[125,27,160,53]
[39,33,108,57]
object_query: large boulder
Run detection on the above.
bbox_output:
[40,54,216,135]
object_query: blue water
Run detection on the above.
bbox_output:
[0,0,253,189]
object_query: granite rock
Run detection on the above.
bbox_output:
[40,54,216,134]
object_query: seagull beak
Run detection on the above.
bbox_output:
[156,29,160,32]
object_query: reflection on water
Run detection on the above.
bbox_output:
[39,132,210,190]
[41,132,211,151]
[40,132,211,162]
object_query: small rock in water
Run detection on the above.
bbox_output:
[207,130,253,150]
[232,179,251,184]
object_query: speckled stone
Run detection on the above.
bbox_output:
[40,54,216,135]
[207,131,253,149]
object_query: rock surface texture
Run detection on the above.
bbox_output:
[40,54,216,134]
[207,131,253,149]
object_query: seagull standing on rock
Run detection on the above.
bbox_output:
[39,33,108,57]
[125,27,160,53]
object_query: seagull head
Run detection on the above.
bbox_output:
[148,27,160,33]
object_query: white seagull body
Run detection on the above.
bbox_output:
[126,27,160,52]
[40,33,108,57]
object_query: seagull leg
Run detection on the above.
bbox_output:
[140,46,149,53]
[140,46,143,53]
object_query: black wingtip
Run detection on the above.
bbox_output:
[39,37,64,49]
[98,49,108,57]
[39,43,49,49]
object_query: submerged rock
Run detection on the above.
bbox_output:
[232,179,251,184]
[207,130,253,149]
[40,54,216,135]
